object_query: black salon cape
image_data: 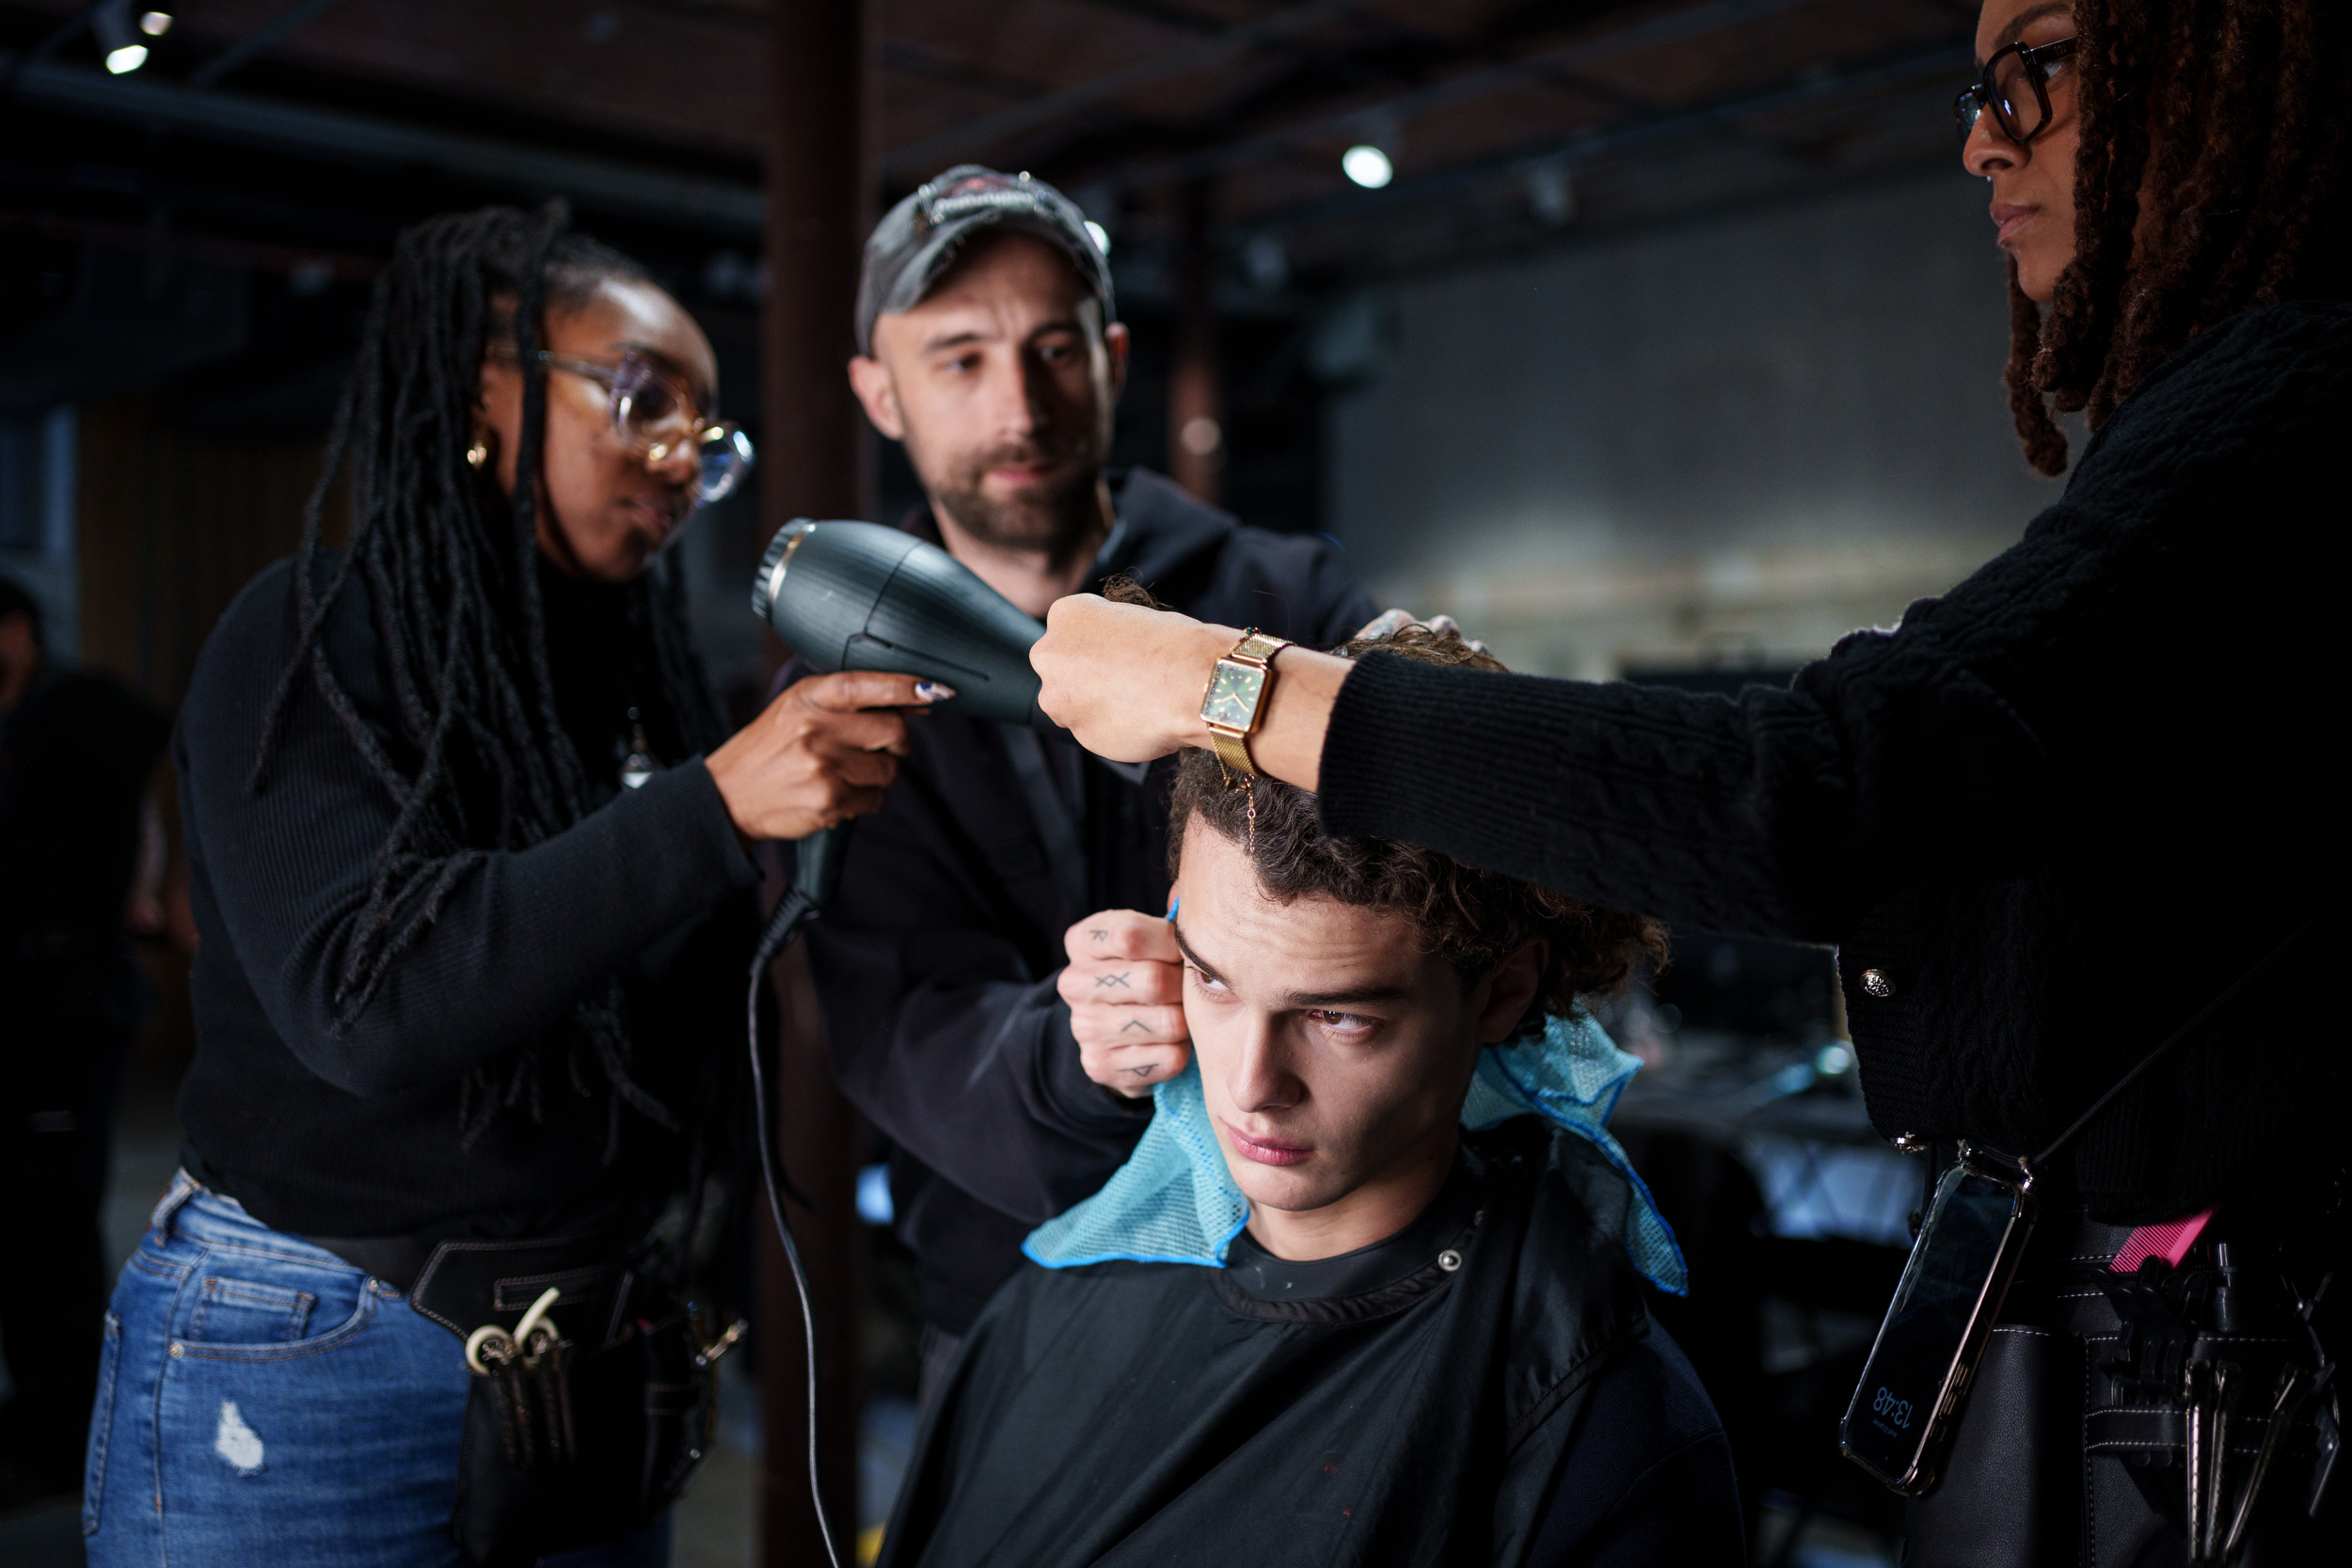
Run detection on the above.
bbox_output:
[877,1119,1743,1568]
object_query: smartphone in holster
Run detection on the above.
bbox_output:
[1841,1142,2040,1495]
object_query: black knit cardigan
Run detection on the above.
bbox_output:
[1320,301,2350,1224]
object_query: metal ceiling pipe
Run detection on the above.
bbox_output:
[0,52,764,235]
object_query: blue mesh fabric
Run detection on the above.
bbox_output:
[1024,1012,1687,1295]
[1021,1063,1250,1269]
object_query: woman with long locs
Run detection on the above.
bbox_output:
[83,206,934,1566]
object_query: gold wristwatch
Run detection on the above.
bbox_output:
[1199,630,1293,775]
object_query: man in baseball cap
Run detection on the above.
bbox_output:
[854,165,1116,358]
[798,165,1377,1396]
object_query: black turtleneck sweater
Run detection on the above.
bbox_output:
[174,553,762,1241]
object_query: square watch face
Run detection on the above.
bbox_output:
[1201,659,1264,729]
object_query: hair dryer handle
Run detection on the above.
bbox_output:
[793,821,853,908]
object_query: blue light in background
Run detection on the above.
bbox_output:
[856,1163,894,1226]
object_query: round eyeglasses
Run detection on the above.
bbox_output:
[527,349,755,506]
[1955,35,2077,148]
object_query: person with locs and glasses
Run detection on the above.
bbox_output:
[84,206,937,1567]
[1031,3,2348,1562]
[783,166,1375,1393]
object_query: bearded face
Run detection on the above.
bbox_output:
[855,233,1126,566]
[908,417,1111,558]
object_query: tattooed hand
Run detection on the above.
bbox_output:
[1058,908,1189,1099]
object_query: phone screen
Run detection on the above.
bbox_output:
[1841,1163,2026,1485]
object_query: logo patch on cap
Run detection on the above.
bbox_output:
[915,171,1038,234]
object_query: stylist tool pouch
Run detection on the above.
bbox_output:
[409,1234,745,1566]
[1840,915,2341,1564]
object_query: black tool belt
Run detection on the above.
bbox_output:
[1906,1212,2344,1567]
[314,1228,742,1566]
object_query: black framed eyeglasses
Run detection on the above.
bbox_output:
[519,349,755,506]
[1955,35,2077,147]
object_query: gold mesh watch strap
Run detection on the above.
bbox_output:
[1230,632,1291,664]
[1208,724,1256,773]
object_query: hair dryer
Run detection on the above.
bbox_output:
[750,517,1047,906]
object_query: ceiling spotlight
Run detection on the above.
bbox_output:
[1084,220,1111,256]
[139,9,174,36]
[1342,145,1393,189]
[93,1,150,71]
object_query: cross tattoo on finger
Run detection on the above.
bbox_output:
[1094,972,1132,989]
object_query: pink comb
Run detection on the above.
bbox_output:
[2109,1207,2216,1274]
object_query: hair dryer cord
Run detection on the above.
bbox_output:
[744,884,843,1568]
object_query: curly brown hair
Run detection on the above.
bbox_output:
[2008,0,2351,474]
[1165,625,1668,1039]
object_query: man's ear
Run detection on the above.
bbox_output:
[848,355,907,440]
[1102,320,1131,404]
[1474,938,1549,1045]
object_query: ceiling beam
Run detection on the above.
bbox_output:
[188,0,354,90]
[2,51,764,234]
[882,0,1356,180]
[0,0,108,93]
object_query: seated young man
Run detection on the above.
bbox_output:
[878,631,1744,1567]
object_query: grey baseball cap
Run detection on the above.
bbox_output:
[855,166,1116,355]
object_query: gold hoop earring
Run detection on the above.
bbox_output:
[466,437,490,470]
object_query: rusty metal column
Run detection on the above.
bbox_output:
[758,0,870,1561]
[1167,180,1223,504]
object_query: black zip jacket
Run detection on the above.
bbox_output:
[798,469,1376,1331]
[1318,301,2351,1225]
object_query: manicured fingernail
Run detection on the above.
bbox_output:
[1166,897,1179,922]
[914,681,956,702]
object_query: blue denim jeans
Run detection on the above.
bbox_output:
[85,1172,669,1566]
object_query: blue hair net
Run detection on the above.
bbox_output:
[1024,1010,1687,1296]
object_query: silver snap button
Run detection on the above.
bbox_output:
[169,1342,184,1357]
[1861,968,1895,999]
[1437,1249,1462,1273]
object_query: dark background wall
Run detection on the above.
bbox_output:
[1326,168,2068,678]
